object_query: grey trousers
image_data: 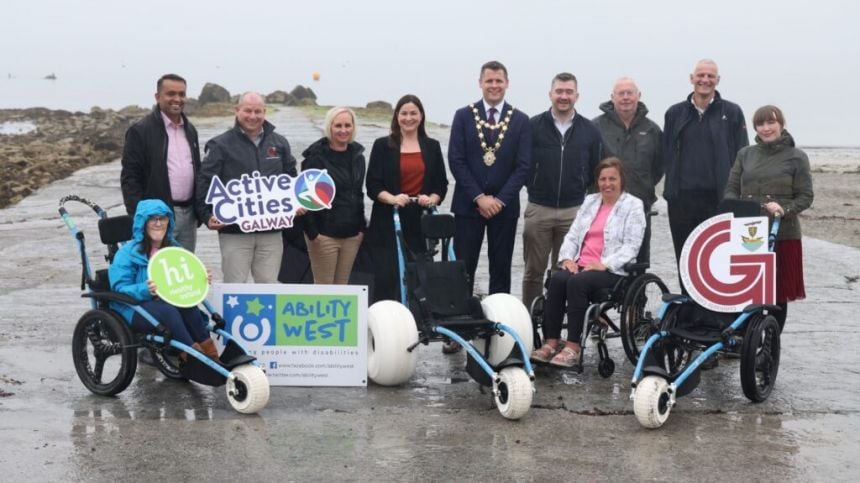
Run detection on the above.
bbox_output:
[218,231,284,283]
[172,205,197,253]
[521,202,579,311]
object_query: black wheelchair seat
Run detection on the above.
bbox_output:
[406,259,490,329]
[420,213,455,240]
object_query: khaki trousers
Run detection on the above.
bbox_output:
[305,233,363,284]
[521,202,579,310]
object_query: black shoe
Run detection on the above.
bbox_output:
[138,348,156,367]
[699,354,719,371]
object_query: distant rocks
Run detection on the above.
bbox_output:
[365,101,394,112]
[290,86,317,103]
[266,90,294,105]
[195,82,318,110]
[198,82,231,104]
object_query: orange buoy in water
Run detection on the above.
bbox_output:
[312,72,320,82]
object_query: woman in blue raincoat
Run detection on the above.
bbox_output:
[108,199,218,360]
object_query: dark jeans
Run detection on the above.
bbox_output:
[454,214,518,295]
[543,269,620,344]
[131,300,209,346]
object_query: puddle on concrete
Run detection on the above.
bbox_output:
[0,121,37,135]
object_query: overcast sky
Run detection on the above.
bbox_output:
[2,0,858,145]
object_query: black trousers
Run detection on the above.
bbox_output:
[543,269,621,344]
[454,214,518,295]
[666,190,721,263]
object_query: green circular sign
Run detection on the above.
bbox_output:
[147,247,209,308]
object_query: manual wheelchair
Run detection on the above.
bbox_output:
[59,195,270,414]
[631,201,782,428]
[366,203,536,420]
[529,211,669,377]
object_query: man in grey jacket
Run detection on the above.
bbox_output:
[196,92,297,283]
[593,77,662,263]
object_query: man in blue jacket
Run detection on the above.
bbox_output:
[448,60,531,296]
[663,59,748,265]
[522,72,602,311]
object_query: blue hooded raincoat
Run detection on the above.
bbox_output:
[108,199,179,322]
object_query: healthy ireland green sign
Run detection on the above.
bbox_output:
[147,247,209,307]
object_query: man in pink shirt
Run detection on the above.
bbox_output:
[121,73,201,252]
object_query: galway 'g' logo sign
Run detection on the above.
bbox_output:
[206,169,336,232]
[680,214,775,312]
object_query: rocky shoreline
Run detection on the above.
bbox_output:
[0,106,149,207]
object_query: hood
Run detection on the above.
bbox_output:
[132,199,178,244]
[755,129,796,151]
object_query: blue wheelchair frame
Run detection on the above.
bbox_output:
[631,215,782,406]
[59,195,258,384]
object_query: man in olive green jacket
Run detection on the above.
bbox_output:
[593,77,663,263]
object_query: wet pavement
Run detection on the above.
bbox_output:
[1,107,859,481]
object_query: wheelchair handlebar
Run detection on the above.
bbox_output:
[58,195,107,219]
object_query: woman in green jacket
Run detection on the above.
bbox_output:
[724,105,814,330]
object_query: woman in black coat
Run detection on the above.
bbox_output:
[364,94,448,303]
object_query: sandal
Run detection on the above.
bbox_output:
[549,346,581,368]
[530,344,560,363]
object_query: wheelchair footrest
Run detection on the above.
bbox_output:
[179,357,227,387]
[221,354,256,370]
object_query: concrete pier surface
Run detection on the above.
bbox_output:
[1,107,859,481]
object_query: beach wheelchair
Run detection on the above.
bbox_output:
[631,202,782,428]
[529,211,669,376]
[366,203,536,420]
[59,195,270,414]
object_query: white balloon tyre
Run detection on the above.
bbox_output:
[495,367,533,420]
[476,294,534,366]
[633,375,672,429]
[226,364,270,414]
[367,301,419,386]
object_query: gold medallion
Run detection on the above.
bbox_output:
[469,103,514,169]
[483,151,496,166]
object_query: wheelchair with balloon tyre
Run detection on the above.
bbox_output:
[366,204,535,420]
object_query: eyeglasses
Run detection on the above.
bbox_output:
[148,215,169,225]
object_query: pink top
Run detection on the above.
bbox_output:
[161,111,194,203]
[577,203,613,267]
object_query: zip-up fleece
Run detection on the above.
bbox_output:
[195,120,297,234]
[527,110,603,208]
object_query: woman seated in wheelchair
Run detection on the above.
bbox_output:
[108,199,219,361]
[530,157,645,367]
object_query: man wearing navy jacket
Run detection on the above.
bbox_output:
[448,60,532,296]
